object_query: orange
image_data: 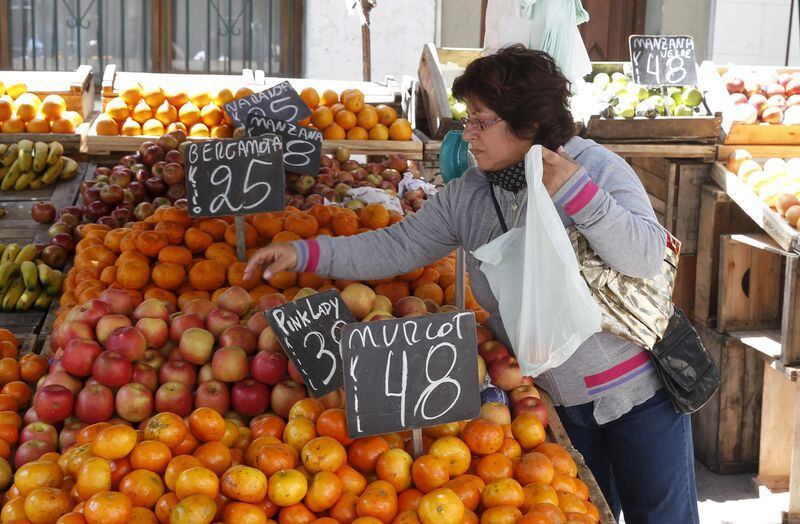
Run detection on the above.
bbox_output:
[189,407,227,442]
[388,118,412,141]
[368,124,389,140]
[164,455,203,492]
[301,436,346,474]
[175,466,219,499]
[14,460,63,495]
[320,89,339,106]
[190,89,212,107]
[335,463,367,496]
[223,501,267,524]
[557,490,587,514]
[95,114,119,135]
[120,83,144,105]
[343,91,365,113]
[475,452,514,484]
[93,425,138,460]
[411,455,450,494]
[120,118,142,136]
[168,493,217,524]
[130,440,172,474]
[346,126,368,140]
[221,465,267,503]
[193,440,232,476]
[479,505,522,523]
[356,480,398,523]
[201,104,223,127]
[482,478,524,509]
[348,436,390,474]
[26,117,51,133]
[119,469,165,508]
[443,476,483,512]
[304,471,343,513]
[76,457,112,499]
[284,416,317,454]
[52,116,77,133]
[190,122,210,137]
[516,452,555,485]
[0,99,12,121]
[131,99,153,124]
[335,110,357,130]
[84,491,134,524]
[129,507,158,523]
[329,491,359,523]
[322,123,345,139]
[268,469,308,507]
[24,487,73,523]
[311,106,333,129]
[418,488,464,524]
[1,117,25,133]
[142,118,165,136]
[251,414,287,439]
[356,105,379,129]
[428,437,471,477]
[155,101,178,125]
[376,105,398,126]
[15,101,37,121]
[211,124,233,138]
[179,102,201,127]
[511,413,547,450]
[375,448,413,492]
[460,419,504,455]
[550,471,576,495]
[213,88,235,107]
[144,412,188,450]
[535,443,578,477]
[300,88,320,109]
[142,86,166,107]
[521,485,559,513]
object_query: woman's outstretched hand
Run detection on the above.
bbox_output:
[541,146,580,196]
[243,243,298,282]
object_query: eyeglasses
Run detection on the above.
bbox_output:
[459,116,502,132]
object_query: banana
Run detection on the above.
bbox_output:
[41,158,63,185]
[17,140,32,172]
[2,144,18,166]
[59,157,78,181]
[1,244,20,265]
[28,176,45,190]
[14,244,37,264]
[1,159,21,191]
[0,244,6,261]
[3,278,25,311]
[14,171,35,191]
[46,141,64,166]
[34,292,52,310]
[0,145,6,158]
[0,262,19,290]
[44,269,62,295]
[16,283,41,311]
[20,261,38,291]
[32,142,48,172]
[37,263,53,285]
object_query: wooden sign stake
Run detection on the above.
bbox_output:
[412,429,424,458]
[360,0,377,82]
[235,215,247,262]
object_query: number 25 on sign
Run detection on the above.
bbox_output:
[341,311,481,438]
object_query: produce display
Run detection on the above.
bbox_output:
[96,84,255,138]
[0,242,63,311]
[727,149,800,228]
[721,68,800,125]
[0,140,77,191]
[301,87,413,141]
[583,71,708,119]
[0,81,84,134]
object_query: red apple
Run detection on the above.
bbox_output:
[509,384,540,404]
[15,439,55,467]
[762,106,784,124]
[726,76,745,94]
[519,376,534,386]
[59,421,87,452]
[231,379,269,417]
[115,383,154,422]
[92,350,133,388]
[135,318,169,349]
[23,406,40,425]
[198,363,215,384]
[95,315,133,345]
[154,381,193,417]
[287,360,304,384]
[34,384,74,423]
[319,388,346,409]
[182,299,215,321]
[206,308,239,339]
[141,349,165,371]
[178,327,215,365]
[134,298,170,322]
[478,341,511,366]
[158,359,197,388]
[66,299,111,329]
[729,93,748,105]
[480,402,511,426]
[513,396,549,428]
[19,421,58,448]
[270,380,308,418]
[220,325,257,354]
[61,339,103,377]
[749,93,768,115]
[788,79,800,97]
[217,286,252,318]
[489,355,523,391]
[99,289,135,316]
[476,325,493,346]
[251,351,287,386]
[257,293,288,311]
[53,321,95,351]
[131,363,159,392]
[105,326,147,362]
[42,371,82,396]
[169,314,205,344]
[195,380,230,414]
[246,312,268,335]
[74,384,114,423]
[212,346,249,383]
[257,326,282,353]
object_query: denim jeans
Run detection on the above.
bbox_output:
[555,389,699,524]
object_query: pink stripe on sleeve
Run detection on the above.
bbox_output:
[583,351,651,388]
[304,239,320,273]
[564,181,600,216]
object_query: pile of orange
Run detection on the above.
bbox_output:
[95,84,255,138]
[0,401,600,524]
[299,87,413,142]
[54,203,487,323]
[0,81,83,134]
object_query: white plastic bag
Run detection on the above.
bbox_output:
[473,146,601,376]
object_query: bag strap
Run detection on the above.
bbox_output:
[489,185,509,234]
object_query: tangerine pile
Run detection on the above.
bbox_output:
[54,203,487,323]
[95,84,255,139]
[0,400,600,524]
[0,81,83,134]
[299,87,413,142]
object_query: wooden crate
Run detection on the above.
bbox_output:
[262,74,400,106]
[578,62,722,144]
[0,311,45,338]
[0,121,94,154]
[0,66,94,119]
[692,325,764,474]
[694,185,761,328]
[674,254,696,317]
[717,234,800,367]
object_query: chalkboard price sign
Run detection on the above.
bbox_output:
[224,81,312,128]
[247,114,323,177]
[629,35,697,87]
[341,311,480,438]
[186,135,285,218]
[265,290,355,397]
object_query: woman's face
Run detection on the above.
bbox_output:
[463,98,534,172]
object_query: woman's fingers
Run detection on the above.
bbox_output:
[243,247,277,281]
[243,244,298,282]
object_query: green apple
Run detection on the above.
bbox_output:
[593,72,611,89]
[611,72,628,84]
[673,104,694,117]
[682,87,703,108]
[450,101,467,120]
[648,95,666,114]
[633,86,650,101]
[614,104,635,119]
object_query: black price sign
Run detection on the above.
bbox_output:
[186,135,285,218]
[247,114,323,177]
[224,81,312,128]
[265,290,355,397]
[341,311,480,438]
[629,35,697,86]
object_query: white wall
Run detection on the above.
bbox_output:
[644,0,713,60]
[303,0,436,82]
[441,0,482,48]
[711,0,798,66]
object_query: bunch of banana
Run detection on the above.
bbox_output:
[0,242,62,311]
[0,140,77,191]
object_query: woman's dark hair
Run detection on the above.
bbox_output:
[451,44,574,150]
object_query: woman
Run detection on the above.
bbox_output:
[245,45,699,523]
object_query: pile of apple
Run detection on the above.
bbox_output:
[723,69,800,125]
[287,147,430,215]
[585,71,707,119]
